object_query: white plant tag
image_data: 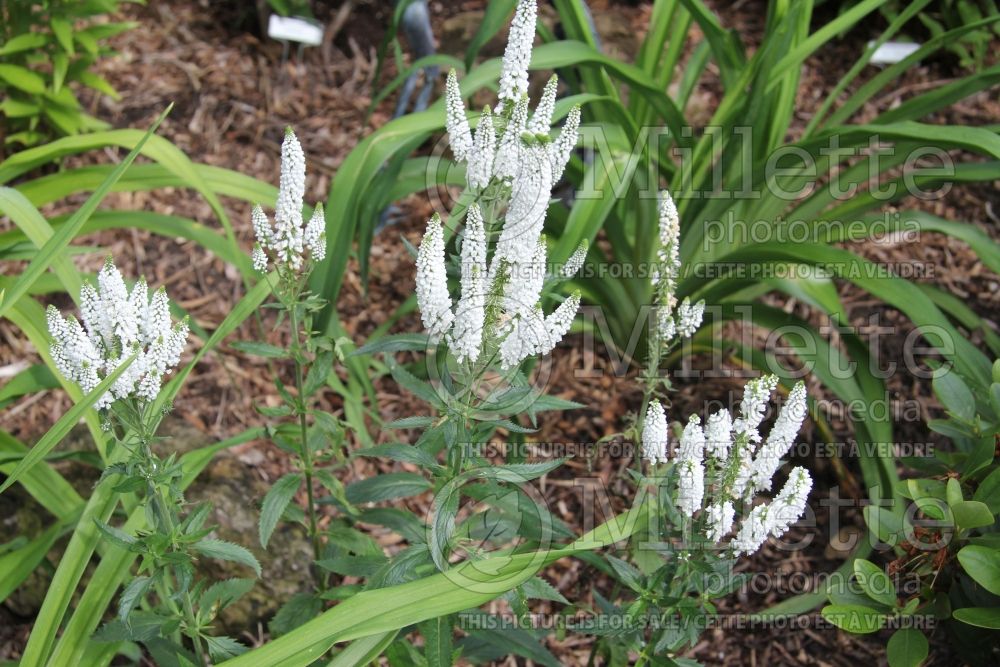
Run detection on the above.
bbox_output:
[868,41,921,65]
[268,15,323,46]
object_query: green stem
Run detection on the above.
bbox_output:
[143,441,209,667]
[289,302,324,590]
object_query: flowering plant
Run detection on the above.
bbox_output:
[593,191,814,660]
[46,258,260,664]
[244,128,361,632]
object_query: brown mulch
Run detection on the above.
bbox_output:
[1,0,998,665]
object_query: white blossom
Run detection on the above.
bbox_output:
[704,409,733,460]
[493,142,551,274]
[303,204,326,262]
[445,69,473,161]
[548,104,580,183]
[47,258,187,409]
[527,75,558,135]
[732,504,770,556]
[467,107,496,190]
[749,382,808,493]
[561,241,587,278]
[675,297,704,338]
[415,214,455,342]
[766,467,812,537]
[251,204,272,250]
[730,468,811,556]
[652,190,683,344]
[503,237,547,318]
[498,307,547,369]
[641,400,668,464]
[450,203,487,363]
[538,291,580,356]
[250,128,325,271]
[677,458,705,517]
[677,414,704,462]
[252,245,268,273]
[494,95,530,182]
[498,0,537,103]
[705,501,735,543]
[733,374,779,443]
[272,128,307,270]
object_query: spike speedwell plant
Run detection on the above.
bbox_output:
[590,191,813,661]
[46,258,260,665]
[245,128,356,624]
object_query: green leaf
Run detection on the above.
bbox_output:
[118,576,152,625]
[92,519,139,551]
[345,473,431,504]
[0,354,135,495]
[0,520,63,602]
[0,64,46,94]
[886,628,928,667]
[304,350,333,397]
[258,472,302,548]
[419,614,454,667]
[352,333,431,356]
[230,340,287,358]
[933,370,976,422]
[820,604,886,634]
[270,593,323,637]
[952,501,995,532]
[355,443,440,470]
[974,467,1000,513]
[0,33,48,56]
[199,578,256,618]
[952,606,1000,629]
[51,18,75,54]
[193,539,261,576]
[947,478,965,508]
[216,498,652,666]
[520,576,569,605]
[957,545,1000,595]
[205,636,248,661]
[384,416,434,429]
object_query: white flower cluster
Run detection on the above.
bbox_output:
[47,258,188,410]
[419,0,585,370]
[640,375,812,556]
[251,128,326,272]
[651,190,704,344]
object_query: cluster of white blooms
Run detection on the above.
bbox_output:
[47,258,188,411]
[639,375,812,556]
[651,191,704,345]
[251,129,326,272]
[418,0,584,370]
[641,399,669,463]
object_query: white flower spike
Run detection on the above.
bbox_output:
[450,203,487,363]
[48,257,188,411]
[415,214,455,342]
[250,128,326,272]
[445,69,473,162]
[498,0,537,103]
[561,241,588,279]
[641,400,668,464]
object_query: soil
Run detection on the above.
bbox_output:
[0,0,997,665]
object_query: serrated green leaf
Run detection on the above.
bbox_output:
[259,472,302,548]
[193,539,261,576]
[118,576,152,625]
[345,473,431,504]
